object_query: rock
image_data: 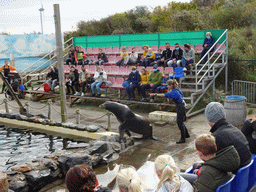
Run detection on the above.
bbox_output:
[86,125,101,132]
[99,136,108,141]
[8,173,29,192]
[42,119,51,125]
[44,160,58,171]
[1,113,7,118]
[91,155,103,168]
[0,172,9,192]
[8,189,15,192]
[33,118,44,123]
[35,113,47,119]
[15,115,27,121]
[111,142,121,153]
[61,122,73,128]
[27,117,36,122]
[87,141,108,155]
[149,111,177,125]
[48,121,56,126]
[97,128,107,132]
[103,151,113,160]
[5,171,17,176]
[66,142,89,149]
[11,164,32,173]
[68,124,77,129]
[58,153,92,175]
[76,125,87,131]
[25,169,57,191]
[55,121,62,126]
[5,113,16,119]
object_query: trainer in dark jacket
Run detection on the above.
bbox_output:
[205,102,251,171]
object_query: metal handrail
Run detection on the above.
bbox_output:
[231,80,256,104]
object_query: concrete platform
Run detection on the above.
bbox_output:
[149,111,177,124]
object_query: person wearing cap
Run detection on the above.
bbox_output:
[148,64,163,103]
[241,117,256,154]
[205,102,251,170]
[65,164,111,192]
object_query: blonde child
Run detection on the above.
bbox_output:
[116,48,129,66]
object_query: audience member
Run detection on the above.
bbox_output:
[156,72,170,93]
[148,64,163,103]
[139,67,150,102]
[149,79,189,144]
[160,43,172,67]
[46,65,59,92]
[200,32,215,64]
[81,72,95,97]
[125,47,139,65]
[181,44,195,68]
[74,65,87,96]
[144,48,155,67]
[125,66,140,100]
[65,164,111,192]
[155,154,193,192]
[151,49,162,66]
[116,167,144,192]
[116,48,129,66]
[139,45,149,67]
[66,47,75,65]
[193,134,240,192]
[95,48,108,66]
[66,67,79,95]
[241,117,256,154]
[75,46,87,65]
[167,43,183,68]
[0,60,16,93]
[91,66,107,97]
[205,102,251,170]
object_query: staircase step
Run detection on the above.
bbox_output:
[180,88,203,93]
[181,82,204,86]
[183,97,192,100]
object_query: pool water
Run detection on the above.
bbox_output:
[0,128,81,172]
[0,57,52,72]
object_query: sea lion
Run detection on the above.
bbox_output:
[100,101,158,141]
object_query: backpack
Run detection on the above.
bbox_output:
[122,80,129,88]
[44,83,51,92]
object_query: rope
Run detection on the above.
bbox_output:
[0,100,5,106]
[26,102,49,110]
[79,111,113,122]
[6,102,22,109]
[49,102,64,116]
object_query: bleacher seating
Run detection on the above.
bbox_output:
[170,67,184,79]
[92,47,99,55]
[86,47,93,54]
[216,44,226,54]
[127,46,133,54]
[112,47,120,55]
[216,175,235,192]
[105,47,113,54]
[195,44,203,55]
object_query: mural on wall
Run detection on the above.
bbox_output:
[0,34,56,59]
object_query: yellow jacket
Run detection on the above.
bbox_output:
[120,52,129,60]
[140,71,149,84]
[0,65,16,72]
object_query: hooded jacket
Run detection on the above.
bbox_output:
[140,71,149,85]
[148,70,162,85]
[128,70,140,85]
[94,70,107,83]
[193,146,240,192]
[210,118,251,170]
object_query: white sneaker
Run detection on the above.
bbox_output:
[81,92,84,97]
[74,92,80,96]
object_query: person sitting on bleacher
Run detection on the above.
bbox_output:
[139,67,150,102]
[126,66,140,101]
[241,117,256,154]
[167,43,183,68]
[200,32,215,64]
[95,48,108,66]
[148,64,163,103]
[193,134,240,192]
[74,65,87,96]
[143,48,155,67]
[139,45,149,67]
[75,46,87,65]
[150,49,162,66]
[125,47,139,65]
[116,47,129,67]
[91,66,107,97]
[160,42,172,67]
[181,44,195,68]
[156,72,170,93]
[205,102,251,170]
[66,68,75,95]
[46,65,59,92]
[66,47,75,65]
[81,72,95,97]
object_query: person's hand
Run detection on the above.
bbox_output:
[88,84,90,87]
[163,83,166,85]
[150,83,153,87]
[79,81,82,84]
[99,58,101,60]
[173,58,176,61]
[187,58,190,61]
[161,58,164,62]
[154,61,157,64]
[204,44,208,47]
[130,82,132,84]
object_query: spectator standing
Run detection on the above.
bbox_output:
[66,47,75,65]
[200,32,215,64]
[0,60,16,93]
[241,117,256,154]
[139,67,150,102]
[46,65,59,92]
[181,44,195,67]
[74,65,87,96]
[193,134,240,192]
[148,64,163,103]
[160,43,172,67]
[125,66,140,100]
[75,46,87,65]
[125,47,138,65]
[156,72,170,93]
[91,66,107,97]
[167,43,183,68]
[116,48,129,66]
[205,102,251,170]
[155,154,193,192]
[95,48,108,66]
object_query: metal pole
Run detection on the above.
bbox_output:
[4,99,9,113]
[54,4,67,122]
[40,11,43,34]
[48,100,52,121]
[225,30,228,94]
[25,102,30,114]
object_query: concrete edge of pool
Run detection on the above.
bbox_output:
[0,117,117,141]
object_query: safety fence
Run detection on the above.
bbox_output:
[232,80,256,105]
[0,99,113,130]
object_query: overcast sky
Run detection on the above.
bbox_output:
[0,0,190,35]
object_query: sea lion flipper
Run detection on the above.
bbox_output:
[125,129,131,137]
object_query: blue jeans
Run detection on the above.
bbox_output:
[151,84,159,99]
[140,59,153,67]
[139,84,150,98]
[156,85,167,93]
[181,57,194,67]
[91,82,102,94]
[126,84,138,99]
[200,48,214,63]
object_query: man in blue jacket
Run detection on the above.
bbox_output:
[201,32,215,64]
[126,66,140,100]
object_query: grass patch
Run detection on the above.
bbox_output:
[248,109,254,115]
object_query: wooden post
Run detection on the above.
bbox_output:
[4,99,9,113]
[48,100,52,121]
[25,102,30,114]
[54,4,67,122]
[76,110,80,125]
